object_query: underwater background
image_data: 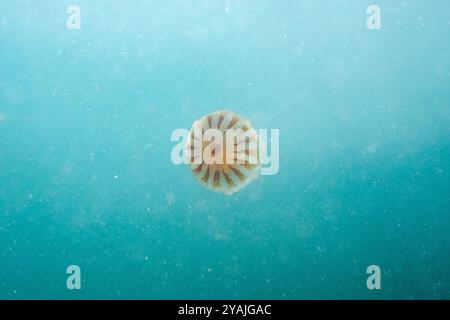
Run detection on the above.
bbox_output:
[0,0,449,299]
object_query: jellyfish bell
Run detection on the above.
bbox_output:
[185,111,261,195]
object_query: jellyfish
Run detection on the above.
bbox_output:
[185,110,261,195]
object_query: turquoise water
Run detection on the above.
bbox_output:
[1,1,449,300]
